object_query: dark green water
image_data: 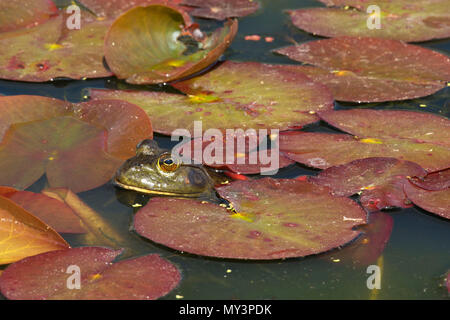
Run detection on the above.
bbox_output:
[0,0,448,299]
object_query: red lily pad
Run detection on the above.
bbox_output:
[182,0,260,20]
[0,96,152,193]
[409,168,450,191]
[134,178,367,260]
[0,187,86,234]
[0,0,58,33]
[404,181,450,220]
[310,157,427,211]
[89,61,334,135]
[279,110,450,172]
[0,247,181,300]
[0,13,113,82]
[321,212,393,266]
[275,37,450,102]
[176,135,294,174]
[287,0,450,42]
[104,5,237,84]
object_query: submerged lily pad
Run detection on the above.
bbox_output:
[310,157,426,211]
[0,96,152,192]
[288,0,450,42]
[0,187,86,234]
[104,5,237,84]
[134,178,367,260]
[89,61,334,134]
[182,0,260,20]
[404,181,450,220]
[280,110,450,172]
[0,247,181,299]
[0,0,58,32]
[0,195,69,265]
[275,37,450,102]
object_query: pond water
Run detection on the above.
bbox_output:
[0,0,449,299]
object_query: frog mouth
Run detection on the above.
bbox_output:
[113,179,207,198]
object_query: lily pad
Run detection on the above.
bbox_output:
[279,110,450,172]
[310,157,427,211]
[0,0,58,33]
[404,181,450,220]
[0,195,69,265]
[0,247,181,299]
[0,13,113,82]
[89,61,334,134]
[0,96,152,193]
[0,187,86,234]
[104,5,237,84]
[287,0,450,42]
[134,178,367,260]
[274,37,450,102]
[182,0,260,20]
[409,168,450,191]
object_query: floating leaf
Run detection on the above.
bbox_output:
[0,0,58,33]
[182,0,260,20]
[279,110,450,172]
[0,247,181,299]
[287,0,450,42]
[0,187,86,234]
[0,195,69,265]
[275,37,450,102]
[0,12,114,82]
[404,181,450,220]
[89,61,334,134]
[0,96,152,193]
[104,5,237,84]
[310,157,426,211]
[409,168,450,191]
[134,178,367,260]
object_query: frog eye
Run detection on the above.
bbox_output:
[157,153,180,173]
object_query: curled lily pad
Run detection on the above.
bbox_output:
[89,61,334,134]
[275,37,450,102]
[104,5,238,84]
[404,181,450,220]
[134,178,367,260]
[310,157,427,211]
[288,0,450,42]
[182,0,260,20]
[0,195,69,265]
[0,187,86,234]
[280,110,450,172]
[0,0,58,32]
[0,247,181,300]
[0,96,152,193]
[409,168,450,191]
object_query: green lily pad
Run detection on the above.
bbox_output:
[409,168,450,191]
[0,187,86,234]
[104,5,238,84]
[89,61,334,135]
[288,0,450,42]
[0,0,58,32]
[182,0,260,20]
[275,37,450,102]
[0,12,113,82]
[0,247,181,300]
[310,157,427,211]
[404,181,450,220]
[134,178,367,260]
[0,96,152,193]
[279,110,450,172]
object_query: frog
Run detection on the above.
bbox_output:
[114,139,227,200]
